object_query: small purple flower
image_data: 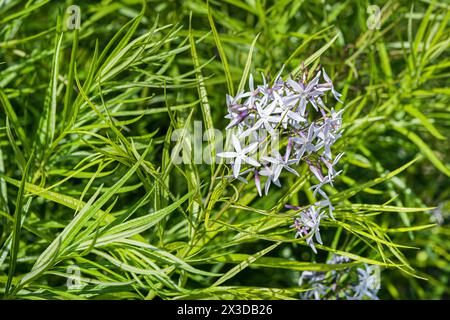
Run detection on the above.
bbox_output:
[241,100,281,137]
[254,169,262,197]
[323,68,342,103]
[289,205,324,254]
[298,255,381,300]
[292,124,323,163]
[221,65,344,251]
[351,265,381,300]
[217,134,260,178]
[225,108,250,129]
[259,164,282,195]
[261,150,299,181]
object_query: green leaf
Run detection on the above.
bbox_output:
[62,29,79,128]
[5,151,34,296]
[236,33,260,95]
[207,1,234,96]
[404,105,445,140]
[392,125,450,177]
[189,13,216,175]
[73,191,193,249]
[0,90,28,151]
[330,157,421,201]
[212,242,280,287]
[293,33,339,76]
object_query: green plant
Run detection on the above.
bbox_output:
[0,0,449,300]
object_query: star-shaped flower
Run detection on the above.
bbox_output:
[257,69,285,106]
[245,73,260,110]
[259,164,282,195]
[321,152,344,184]
[290,205,324,254]
[217,134,260,178]
[261,149,299,181]
[323,68,342,103]
[316,109,343,156]
[285,71,323,113]
[226,92,250,111]
[273,97,307,129]
[351,265,380,300]
[225,109,251,130]
[240,100,281,138]
[292,124,323,163]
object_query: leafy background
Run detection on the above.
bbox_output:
[0,0,449,299]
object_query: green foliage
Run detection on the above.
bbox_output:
[0,0,449,300]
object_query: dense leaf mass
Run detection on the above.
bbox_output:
[0,0,449,300]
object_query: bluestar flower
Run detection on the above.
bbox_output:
[284,70,328,114]
[241,100,281,137]
[290,205,324,254]
[259,164,282,195]
[321,152,344,185]
[217,134,260,178]
[323,68,342,103]
[257,71,284,106]
[329,254,351,265]
[225,109,251,130]
[292,124,323,163]
[430,203,446,225]
[329,108,344,129]
[254,168,262,197]
[298,270,327,300]
[310,166,339,197]
[298,255,381,300]
[351,265,381,300]
[261,150,299,181]
[316,109,343,159]
[246,74,260,110]
[221,65,344,252]
[226,92,249,111]
[274,102,307,129]
[314,196,336,220]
